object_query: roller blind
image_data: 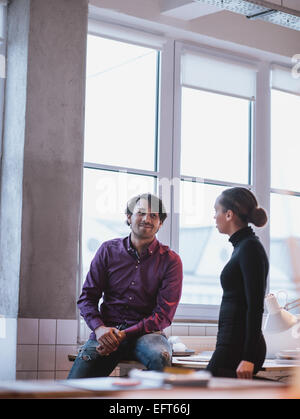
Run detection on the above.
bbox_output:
[271,64,300,96]
[181,49,258,100]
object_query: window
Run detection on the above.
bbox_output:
[82,18,299,323]
[181,88,250,183]
[82,30,161,284]
[177,46,256,306]
[84,35,159,171]
[0,3,6,162]
[270,68,300,302]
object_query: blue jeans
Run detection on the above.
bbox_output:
[67,332,172,379]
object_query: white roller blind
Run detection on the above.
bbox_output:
[88,19,166,50]
[271,64,300,96]
[181,50,258,100]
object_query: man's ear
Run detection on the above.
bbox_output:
[127,214,132,226]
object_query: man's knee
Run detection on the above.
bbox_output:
[147,350,172,371]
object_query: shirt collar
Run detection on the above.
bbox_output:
[126,234,158,256]
[229,226,255,247]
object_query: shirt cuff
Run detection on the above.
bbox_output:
[89,317,105,332]
[123,323,144,338]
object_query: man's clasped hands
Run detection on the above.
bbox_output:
[95,326,127,356]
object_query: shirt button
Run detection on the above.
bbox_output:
[131,281,135,285]
[129,296,132,300]
[136,266,138,269]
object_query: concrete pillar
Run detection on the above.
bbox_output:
[0,0,88,379]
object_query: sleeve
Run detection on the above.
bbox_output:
[77,244,108,332]
[239,240,267,363]
[124,254,183,338]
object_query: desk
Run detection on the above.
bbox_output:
[172,356,296,382]
[0,377,292,399]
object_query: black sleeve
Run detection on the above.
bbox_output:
[239,240,267,363]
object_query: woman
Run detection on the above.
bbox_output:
[207,187,269,379]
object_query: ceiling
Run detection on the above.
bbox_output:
[89,0,300,59]
[160,0,300,31]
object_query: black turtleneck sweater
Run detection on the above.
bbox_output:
[217,226,269,363]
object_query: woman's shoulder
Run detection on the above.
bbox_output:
[238,235,268,259]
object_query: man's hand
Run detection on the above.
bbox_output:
[95,326,126,356]
[236,360,254,379]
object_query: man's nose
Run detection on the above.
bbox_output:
[142,213,152,223]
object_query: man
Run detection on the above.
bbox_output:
[68,193,183,378]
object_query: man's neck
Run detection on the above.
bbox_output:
[130,234,155,256]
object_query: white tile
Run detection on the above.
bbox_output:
[171,325,189,336]
[163,325,172,337]
[189,325,205,336]
[56,320,77,344]
[205,326,218,336]
[180,336,217,352]
[16,371,38,380]
[16,345,38,371]
[55,345,78,371]
[39,319,56,344]
[55,370,70,380]
[38,345,56,371]
[17,318,39,344]
[38,371,55,380]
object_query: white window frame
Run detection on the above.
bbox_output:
[169,42,271,321]
[269,72,300,299]
[0,3,7,163]
[82,16,276,325]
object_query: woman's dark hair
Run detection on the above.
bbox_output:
[218,187,268,227]
[125,193,167,226]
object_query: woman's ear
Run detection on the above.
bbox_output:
[226,209,234,221]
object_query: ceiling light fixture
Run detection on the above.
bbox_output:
[193,0,300,31]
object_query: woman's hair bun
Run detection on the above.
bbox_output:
[250,207,268,227]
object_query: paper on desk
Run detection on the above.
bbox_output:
[175,352,213,362]
[64,377,163,392]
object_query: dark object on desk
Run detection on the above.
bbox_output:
[172,349,195,357]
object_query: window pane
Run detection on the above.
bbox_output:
[270,193,300,303]
[179,181,232,305]
[181,88,250,183]
[84,35,158,170]
[271,90,300,192]
[82,168,155,278]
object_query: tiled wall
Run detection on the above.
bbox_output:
[164,323,218,337]
[16,319,78,380]
[16,318,218,380]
